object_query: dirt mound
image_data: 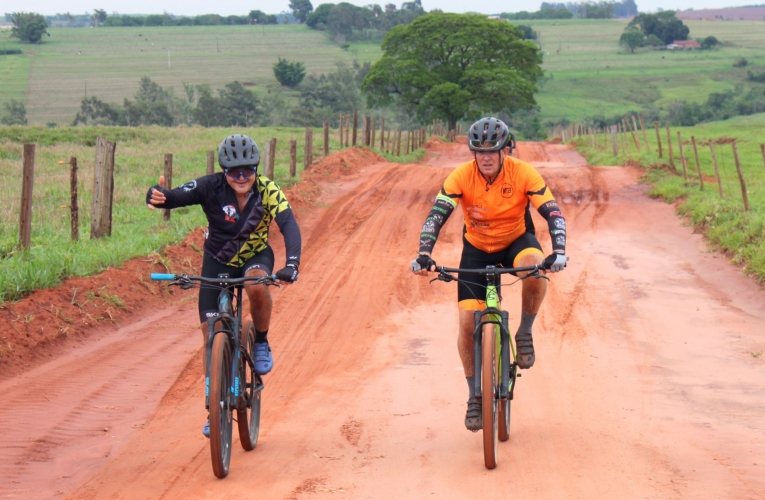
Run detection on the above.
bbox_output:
[424,137,446,148]
[285,148,384,205]
[0,229,205,379]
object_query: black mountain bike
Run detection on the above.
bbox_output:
[432,264,548,469]
[151,272,278,478]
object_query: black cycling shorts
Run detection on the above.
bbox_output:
[198,247,274,323]
[457,233,543,303]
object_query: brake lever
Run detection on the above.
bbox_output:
[431,272,456,284]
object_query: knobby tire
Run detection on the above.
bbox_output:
[209,332,233,479]
[238,321,261,451]
[482,323,498,469]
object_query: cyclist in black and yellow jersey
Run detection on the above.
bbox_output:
[146,134,301,437]
[411,117,568,431]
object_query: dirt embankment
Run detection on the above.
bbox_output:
[0,148,383,380]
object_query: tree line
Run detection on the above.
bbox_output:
[500,0,638,20]
[306,1,426,43]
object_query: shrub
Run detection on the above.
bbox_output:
[272,58,306,88]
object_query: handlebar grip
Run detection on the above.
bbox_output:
[150,273,176,280]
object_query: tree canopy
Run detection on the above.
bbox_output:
[289,0,314,23]
[620,30,645,53]
[273,58,307,88]
[10,12,49,44]
[627,11,689,44]
[362,13,542,128]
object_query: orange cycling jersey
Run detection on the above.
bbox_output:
[436,156,557,253]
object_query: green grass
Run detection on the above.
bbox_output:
[0,31,33,108]
[568,112,765,281]
[0,124,432,302]
[520,19,765,122]
[0,25,370,125]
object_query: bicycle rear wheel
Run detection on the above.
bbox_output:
[209,332,233,478]
[481,323,498,469]
[238,321,261,451]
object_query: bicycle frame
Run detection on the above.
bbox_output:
[471,266,516,402]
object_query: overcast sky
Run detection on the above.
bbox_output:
[1,0,751,16]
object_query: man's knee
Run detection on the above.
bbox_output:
[514,249,544,278]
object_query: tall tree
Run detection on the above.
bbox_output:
[628,11,689,44]
[362,13,542,129]
[289,0,314,23]
[10,12,49,44]
[620,30,644,53]
[93,9,107,27]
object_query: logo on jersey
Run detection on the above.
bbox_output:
[181,180,197,192]
[501,184,513,198]
[554,219,566,229]
[222,205,239,223]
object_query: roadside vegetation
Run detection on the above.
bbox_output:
[567,113,765,281]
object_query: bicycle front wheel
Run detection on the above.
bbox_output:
[209,332,233,479]
[238,321,261,451]
[481,323,498,469]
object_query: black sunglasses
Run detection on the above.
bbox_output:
[224,166,257,180]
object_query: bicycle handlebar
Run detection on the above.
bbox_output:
[150,273,277,285]
[435,265,543,275]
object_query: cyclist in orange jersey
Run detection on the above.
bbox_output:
[411,117,568,431]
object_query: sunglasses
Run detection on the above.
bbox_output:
[224,166,257,180]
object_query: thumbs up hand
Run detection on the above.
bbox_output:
[147,175,166,210]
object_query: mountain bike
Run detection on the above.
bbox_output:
[432,264,547,469]
[151,272,278,478]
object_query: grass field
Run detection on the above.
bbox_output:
[569,112,765,280]
[0,25,367,125]
[522,19,765,122]
[0,124,429,302]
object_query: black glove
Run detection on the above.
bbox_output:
[275,263,299,283]
[411,254,436,273]
[543,253,568,272]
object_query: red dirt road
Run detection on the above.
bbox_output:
[2,142,764,499]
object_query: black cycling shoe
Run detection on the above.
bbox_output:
[465,397,483,432]
[515,331,535,369]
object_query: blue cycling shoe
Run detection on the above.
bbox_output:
[202,419,210,438]
[253,341,274,375]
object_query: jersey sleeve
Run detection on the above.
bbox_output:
[145,176,206,209]
[523,164,566,254]
[417,167,465,254]
[261,177,302,265]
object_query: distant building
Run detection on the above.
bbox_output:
[667,40,701,50]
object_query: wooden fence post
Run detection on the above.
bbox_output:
[363,116,370,146]
[352,110,358,146]
[638,114,651,152]
[207,150,215,175]
[262,140,271,178]
[19,144,35,249]
[323,122,329,156]
[91,137,116,239]
[665,127,675,171]
[304,127,312,170]
[163,153,173,221]
[289,140,297,177]
[339,114,344,146]
[760,144,765,170]
[269,138,277,177]
[654,122,662,158]
[69,157,78,241]
[345,116,350,147]
[690,136,703,191]
[629,115,641,151]
[731,141,750,211]
[380,117,385,151]
[709,142,723,198]
[611,125,618,156]
[676,132,688,180]
[371,117,377,148]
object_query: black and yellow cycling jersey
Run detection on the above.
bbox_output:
[145,173,301,268]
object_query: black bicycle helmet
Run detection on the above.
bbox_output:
[218,134,260,169]
[468,117,512,152]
